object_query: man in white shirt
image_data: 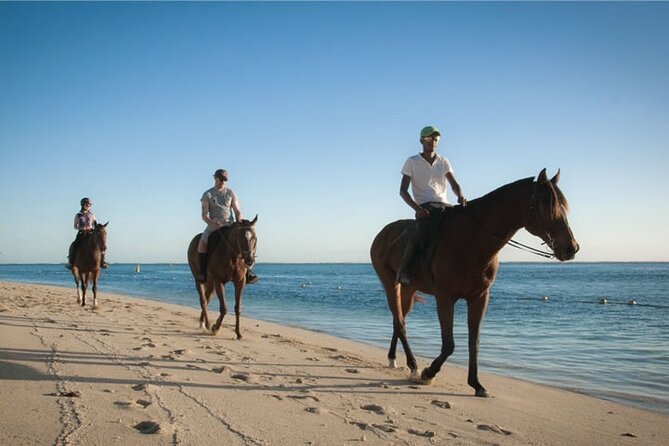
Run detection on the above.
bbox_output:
[397,125,466,285]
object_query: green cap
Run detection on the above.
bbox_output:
[420,126,441,138]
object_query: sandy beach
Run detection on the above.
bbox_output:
[1,281,667,446]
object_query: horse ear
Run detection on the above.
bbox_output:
[250,214,258,225]
[103,221,109,227]
[550,169,561,185]
[537,168,548,184]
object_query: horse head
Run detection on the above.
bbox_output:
[235,215,258,268]
[525,169,579,261]
[94,221,109,252]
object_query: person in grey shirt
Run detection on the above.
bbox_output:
[197,169,258,284]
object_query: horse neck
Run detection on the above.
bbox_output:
[467,179,533,248]
[215,226,240,262]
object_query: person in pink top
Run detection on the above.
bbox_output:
[66,197,108,269]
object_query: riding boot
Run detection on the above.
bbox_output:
[397,237,417,285]
[246,269,259,284]
[65,242,76,270]
[100,251,109,269]
[197,252,208,283]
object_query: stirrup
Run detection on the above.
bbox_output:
[246,272,259,284]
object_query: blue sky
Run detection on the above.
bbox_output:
[1,2,667,264]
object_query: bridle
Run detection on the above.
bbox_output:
[222,225,257,265]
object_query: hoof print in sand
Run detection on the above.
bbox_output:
[360,404,387,415]
[431,400,452,409]
[477,424,512,435]
[231,372,253,382]
[408,428,436,438]
[134,421,160,434]
[305,406,328,415]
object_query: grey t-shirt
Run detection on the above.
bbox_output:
[201,186,237,225]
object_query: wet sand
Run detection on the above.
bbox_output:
[1,281,667,445]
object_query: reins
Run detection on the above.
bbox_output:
[464,205,555,259]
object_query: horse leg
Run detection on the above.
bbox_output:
[80,273,88,307]
[92,270,100,307]
[466,292,490,397]
[72,268,82,305]
[233,281,244,340]
[195,282,211,333]
[211,281,227,336]
[419,296,456,385]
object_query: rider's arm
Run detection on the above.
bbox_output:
[201,198,215,225]
[400,175,429,218]
[446,172,467,206]
[73,214,80,230]
[231,194,242,222]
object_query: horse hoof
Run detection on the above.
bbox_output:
[388,359,398,369]
[236,334,243,340]
[409,369,432,385]
[475,388,490,398]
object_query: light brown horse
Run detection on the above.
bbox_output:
[370,169,578,397]
[187,216,258,339]
[71,222,108,307]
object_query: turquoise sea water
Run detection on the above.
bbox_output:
[1,262,667,414]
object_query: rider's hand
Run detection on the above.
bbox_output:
[415,208,430,219]
[458,196,467,207]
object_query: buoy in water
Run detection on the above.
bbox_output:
[541,296,550,301]
[627,299,637,305]
[135,264,141,273]
[599,298,607,304]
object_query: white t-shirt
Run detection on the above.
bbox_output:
[401,153,454,205]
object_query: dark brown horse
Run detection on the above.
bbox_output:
[187,216,258,339]
[71,222,108,307]
[370,169,578,397]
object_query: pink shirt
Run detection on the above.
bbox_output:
[74,211,96,231]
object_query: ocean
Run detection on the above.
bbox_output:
[1,262,667,414]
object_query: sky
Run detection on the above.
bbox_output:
[1,1,667,264]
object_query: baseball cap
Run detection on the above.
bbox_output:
[420,126,441,138]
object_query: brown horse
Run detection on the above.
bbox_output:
[187,216,258,339]
[370,169,578,397]
[71,222,108,307]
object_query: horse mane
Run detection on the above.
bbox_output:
[467,177,534,208]
[467,176,568,218]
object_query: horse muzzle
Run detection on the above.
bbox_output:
[555,241,579,261]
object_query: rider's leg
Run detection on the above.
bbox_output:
[196,236,208,283]
[246,269,259,284]
[100,251,109,269]
[397,222,421,285]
